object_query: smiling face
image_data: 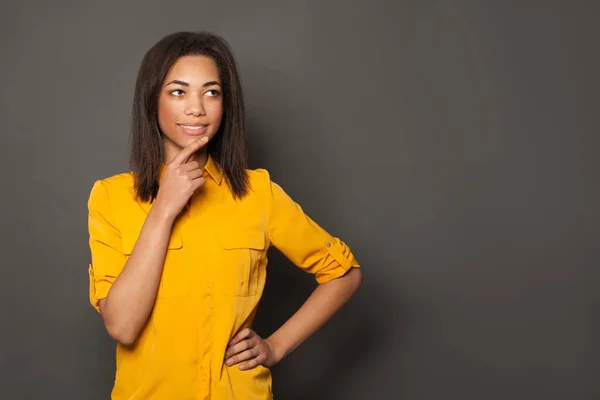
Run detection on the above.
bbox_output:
[158,55,224,163]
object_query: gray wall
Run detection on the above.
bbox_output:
[1,1,597,399]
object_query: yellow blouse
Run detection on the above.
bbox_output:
[87,156,360,399]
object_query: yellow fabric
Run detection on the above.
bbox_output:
[87,156,360,400]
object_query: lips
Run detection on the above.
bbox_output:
[178,124,206,129]
[178,123,208,136]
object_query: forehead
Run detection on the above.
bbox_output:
[164,55,220,84]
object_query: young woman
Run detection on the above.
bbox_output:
[87,31,361,400]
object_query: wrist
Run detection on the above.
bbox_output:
[147,204,176,226]
[265,335,287,364]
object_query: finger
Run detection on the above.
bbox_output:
[225,348,257,367]
[224,339,253,359]
[181,161,200,172]
[238,357,262,371]
[188,169,204,180]
[192,177,206,190]
[228,328,254,347]
[169,137,208,166]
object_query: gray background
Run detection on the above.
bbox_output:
[1,1,598,399]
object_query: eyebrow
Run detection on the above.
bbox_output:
[165,80,222,88]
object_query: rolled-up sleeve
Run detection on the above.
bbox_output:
[87,180,126,313]
[262,170,360,283]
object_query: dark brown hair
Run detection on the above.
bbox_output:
[130,31,249,202]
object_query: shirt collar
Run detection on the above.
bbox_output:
[159,154,223,185]
[204,154,223,185]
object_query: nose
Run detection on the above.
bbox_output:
[184,96,206,117]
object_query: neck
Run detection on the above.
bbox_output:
[191,148,209,169]
[164,143,209,168]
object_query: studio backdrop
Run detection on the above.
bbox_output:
[0,1,597,399]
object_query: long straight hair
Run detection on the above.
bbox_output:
[130,31,249,202]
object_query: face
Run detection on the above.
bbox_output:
[158,55,223,162]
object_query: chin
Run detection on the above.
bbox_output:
[164,125,217,149]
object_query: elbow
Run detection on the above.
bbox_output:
[106,323,138,346]
[350,267,362,293]
[103,318,139,346]
[99,298,140,346]
[341,266,362,295]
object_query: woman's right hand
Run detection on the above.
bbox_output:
[153,137,209,221]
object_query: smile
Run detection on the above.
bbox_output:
[178,124,209,136]
[178,124,206,130]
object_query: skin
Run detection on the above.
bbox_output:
[97,55,221,344]
[99,55,362,371]
[157,55,224,168]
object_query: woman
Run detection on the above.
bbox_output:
[87,31,361,400]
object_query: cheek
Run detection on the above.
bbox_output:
[208,101,224,121]
[158,100,181,129]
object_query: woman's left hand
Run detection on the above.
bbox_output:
[224,328,279,370]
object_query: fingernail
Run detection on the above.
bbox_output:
[226,359,232,366]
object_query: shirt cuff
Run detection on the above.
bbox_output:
[315,238,360,284]
[88,264,114,314]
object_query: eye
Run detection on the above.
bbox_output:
[206,89,220,97]
[170,89,184,96]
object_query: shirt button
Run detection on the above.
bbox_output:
[326,242,331,247]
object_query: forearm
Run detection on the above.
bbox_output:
[267,267,362,362]
[100,207,174,345]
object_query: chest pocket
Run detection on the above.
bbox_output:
[122,231,188,299]
[216,229,265,296]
